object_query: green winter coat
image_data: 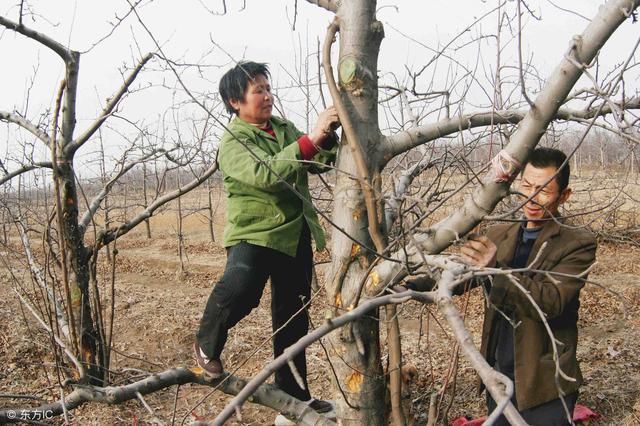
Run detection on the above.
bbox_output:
[218,115,337,257]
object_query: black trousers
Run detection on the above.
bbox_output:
[486,390,578,426]
[197,225,312,401]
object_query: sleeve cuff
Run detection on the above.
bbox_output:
[297,135,320,161]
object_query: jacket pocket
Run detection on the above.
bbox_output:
[234,200,280,227]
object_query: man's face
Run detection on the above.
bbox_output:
[229,74,273,126]
[518,164,571,228]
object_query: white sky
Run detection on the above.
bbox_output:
[1,0,638,178]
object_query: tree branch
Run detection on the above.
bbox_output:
[68,53,155,155]
[12,289,85,379]
[323,19,386,251]
[305,0,337,13]
[383,95,640,160]
[0,369,333,425]
[385,0,640,256]
[14,218,73,344]
[0,111,51,146]
[211,291,433,425]
[0,16,73,62]
[384,158,437,231]
[434,268,526,426]
[0,162,52,186]
[78,148,170,236]
[98,159,219,247]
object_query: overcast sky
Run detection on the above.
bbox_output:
[1,0,638,177]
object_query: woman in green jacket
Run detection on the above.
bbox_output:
[194,61,339,419]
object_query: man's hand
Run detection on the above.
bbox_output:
[459,235,497,268]
[309,106,340,147]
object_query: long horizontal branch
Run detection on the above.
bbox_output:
[98,159,219,247]
[0,16,73,62]
[0,162,52,186]
[384,95,640,160]
[0,111,51,146]
[68,53,155,155]
[0,369,331,424]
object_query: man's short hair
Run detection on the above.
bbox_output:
[527,147,570,192]
[219,61,270,115]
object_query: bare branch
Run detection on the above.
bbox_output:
[0,111,51,145]
[323,19,386,251]
[384,96,640,160]
[0,161,52,186]
[13,218,73,343]
[517,0,535,107]
[0,15,73,61]
[305,0,337,13]
[68,53,154,155]
[12,290,84,378]
[0,369,333,425]
[384,158,437,231]
[99,159,219,247]
[78,148,171,235]
[435,268,526,426]
[212,291,431,425]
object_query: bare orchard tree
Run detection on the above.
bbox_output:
[0,8,220,387]
[307,1,639,424]
[1,0,640,425]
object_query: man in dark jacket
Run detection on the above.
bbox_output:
[460,147,597,425]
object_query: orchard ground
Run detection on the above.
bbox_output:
[1,182,639,425]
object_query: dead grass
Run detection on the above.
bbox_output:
[1,185,640,425]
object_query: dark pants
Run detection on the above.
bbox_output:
[197,225,312,401]
[486,391,578,426]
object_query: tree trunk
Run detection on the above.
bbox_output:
[326,1,388,423]
[142,162,152,239]
[176,170,185,273]
[57,162,101,383]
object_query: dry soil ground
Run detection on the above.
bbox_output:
[1,206,639,425]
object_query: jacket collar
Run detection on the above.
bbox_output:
[528,218,563,267]
[230,115,289,147]
[496,222,520,266]
[496,217,564,266]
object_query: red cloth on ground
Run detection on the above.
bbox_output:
[451,416,486,426]
[573,403,601,422]
[450,404,600,425]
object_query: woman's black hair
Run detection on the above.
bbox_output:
[219,61,270,115]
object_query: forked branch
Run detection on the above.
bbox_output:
[69,53,155,155]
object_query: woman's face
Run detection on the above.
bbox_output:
[230,74,274,126]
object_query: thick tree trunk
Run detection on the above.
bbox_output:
[57,163,101,383]
[58,51,102,384]
[326,1,389,423]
